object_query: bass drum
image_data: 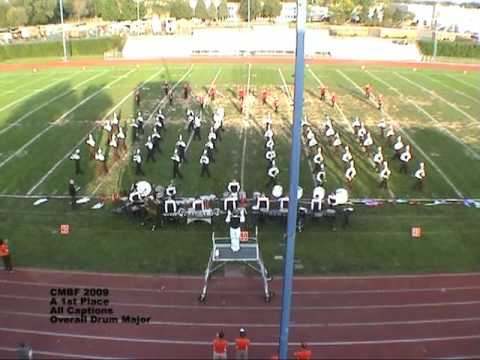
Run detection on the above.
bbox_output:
[335,188,349,205]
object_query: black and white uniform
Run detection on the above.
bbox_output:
[363,132,373,153]
[414,162,426,190]
[345,160,357,183]
[265,138,275,151]
[316,163,326,185]
[86,134,96,159]
[352,117,361,135]
[226,209,245,252]
[313,148,324,172]
[205,141,215,162]
[267,162,280,188]
[193,116,202,141]
[133,149,144,175]
[117,127,126,151]
[145,136,155,162]
[109,134,118,159]
[400,145,412,173]
[136,113,144,134]
[393,136,404,158]
[265,150,276,169]
[342,146,352,164]
[200,150,210,177]
[166,184,177,198]
[104,121,113,142]
[208,127,217,149]
[171,150,182,178]
[227,180,240,195]
[130,120,139,142]
[373,146,384,170]
[378,118,386,137]
[379,161,391,188]
[176,136,187,162]
[332,133,342,151]
[95,148,108,174]
[152,129,162,152]
[70,149,82,175]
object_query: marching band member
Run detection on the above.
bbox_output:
[308,134,318,156]
[208,126,217,147]
[378,118,386,137]
[226,208,245,252]
[86,133,96,159]
[176,135,187,163]
[342,145,353,164]
[265,137,275,151]
[69,149,82,175]
[264,124,274,140]
[316,163,327,186]
[357,122,367,143]
[414,162,426,191]
[325,125,335,145]
[166,181,177,198]
[95,148,108,174]
[109,134,119,160]
[273,97,279,113]
[117,126,126,152]
[168,89,174,105]
[319,85,326,101]
[313,147,324,172]
[171,149,182,179]
[133,149,144,175]
[363,132,374,154]
[265,149,276,169]
[193,114,202,141]
[330,92,337,107]
[130,118,139,143]
[267,160,280,188]
[264,113,272,131]
[112,111,119,134]
[145,136,155,162]
[400,144,412,173]
[352,116,361,135]
[103,120,113,143]
[332,133,342,152]
[373,146,384,170]
[227,179,241,195]
[386,124,395,144]
[205,140,215,163]
[324,115,333,135]
[345,160,357,189]
[393,135,404,159]
[200,150,210,177]
[379,161,391,189]
[377,94,384,111]
[136,112,144,134]
[152,128,162,153]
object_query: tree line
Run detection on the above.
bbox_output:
[0,0,415,28]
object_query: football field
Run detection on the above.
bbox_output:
[0,61,479,274]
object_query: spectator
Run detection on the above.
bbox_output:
[213,330,228,359]
[235,328,250,359]
[0,239,13,272]
[294,343,312,360]
[16,342,32,359]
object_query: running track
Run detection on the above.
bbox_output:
[0,269,480,359]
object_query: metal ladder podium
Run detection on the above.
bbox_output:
[198,227,273,303]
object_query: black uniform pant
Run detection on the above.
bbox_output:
[400,162,409,174]
[135,163,145,175]
[379,179,388,189]
[173,163,182,178]
[2,255,12,271]
[200,164,210,177]
[70,194,76,209]
[179,150,187,163]
[266,176,277,189]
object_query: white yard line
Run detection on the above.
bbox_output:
[423,74,479,103]
[308,67,394,198]
[444,73,480,92]
[0,71,108,137]
[0,73,50,93]
[366,71,480,160]
[337,69,464,198]
[0,72,79,113]
[27,69,165,196]
[278,68,316,185]
[240,63,251,189]
[0,68,137,171]
[91,66,195,195]
[394,72,478,124]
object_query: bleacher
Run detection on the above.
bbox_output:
[122,26,421,61]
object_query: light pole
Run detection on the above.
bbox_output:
[432,2,438,61]
[59,0,67,62]
[278,0,307,357]
[136,0,140,22]
[248,0,251,27]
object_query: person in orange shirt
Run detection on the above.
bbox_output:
[320,85,326,101]
[213,330,228,359]
[331,93,337,108]
[235,328,250,359]
[365,83,372,99]
[261,89,268,105]
[377,94,384,110]
[294,343,312,360]
[0,239,13,272]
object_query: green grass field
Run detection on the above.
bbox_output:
[0,62,479,275]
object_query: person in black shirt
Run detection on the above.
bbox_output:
[68,179,77,209]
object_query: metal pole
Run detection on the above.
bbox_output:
[59,0,67,62]
[248,0,251,26]
[432,2,438,61]
[137,0,140,22]
[278,0,307,358]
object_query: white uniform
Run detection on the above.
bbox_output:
[345,161,357,182]
[264,127,274,139]
[373,147,383,166]
[268,165,279,178]
[70,150,80,161]
[363,133,373,147]
[200,153,209,165]
[415,163,426,179]
[109,135,118,149]
[133,150,142,164]
[266,150,276,161]
[95,149,105,162]
[400,146,412,163]
[394,136,404,151]
[380,163,391,180]
[86,134,95,148]
[333,133,342,147]
[342,147,352,163]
